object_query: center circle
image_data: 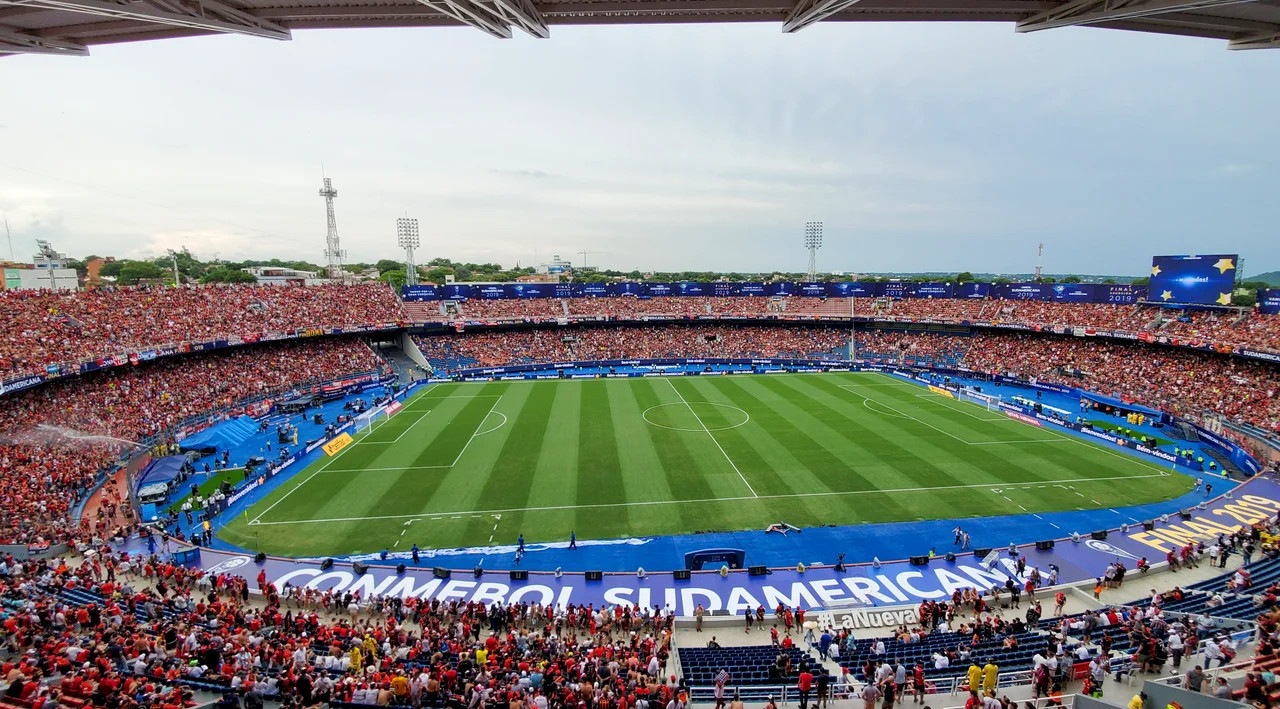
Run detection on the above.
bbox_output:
[641,402,751,432]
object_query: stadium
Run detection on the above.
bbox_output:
[3,248,1280,709]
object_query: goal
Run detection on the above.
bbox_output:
[958,388,1001,412]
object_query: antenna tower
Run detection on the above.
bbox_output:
[1034,243,1044,281]
[320,177,346,281]
[804,221,823,282]
[397,217,420,286]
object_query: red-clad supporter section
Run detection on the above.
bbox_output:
[0,338,387,546]
[411,326,848,370]
[409,295,1280,355]
[963,332,1280,432]
[0,283,407,380]
[2,551,680,709]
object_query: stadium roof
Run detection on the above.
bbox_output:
[2,0,1278,56]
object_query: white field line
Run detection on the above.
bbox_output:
[249,396,503,522]
[840,384,1050,447]
[250,471,1172,526]
[664,377,758,498]
[449,397,503,467]
[248,426,369,524]
[912,393,1011,422]
[353,409,432,445]
[864,373,1177,477]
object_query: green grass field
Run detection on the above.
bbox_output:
[220,372,1193,557]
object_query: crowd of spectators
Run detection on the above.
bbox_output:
[853,331,971,365]
[0,547,679,709]
[407,295,1280,354]
[0,284,406,379]
[963,333,1280,432]
[412,326,849,372]
[0,338,388,546]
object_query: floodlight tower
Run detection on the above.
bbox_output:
[34,238,60,291]
[804,221,823,282]
[166,248,181,286]
[319,177,346,282]
[397,217,420,286]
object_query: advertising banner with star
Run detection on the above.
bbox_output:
[1149,254,1237,305]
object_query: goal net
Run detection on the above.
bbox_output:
[958,387,1001,412]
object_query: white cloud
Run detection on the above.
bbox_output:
[2,23,1278,274]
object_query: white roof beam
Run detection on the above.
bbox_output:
[0,0,290,39]
[782,0,863,31]
[412,0,512,36]
[1016,0,1252,32]
[491,0,548,37]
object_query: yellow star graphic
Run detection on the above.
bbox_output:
[1213,257,1235,274]
[1151,265,1162,277]
[1161,290,1174,301]
[1217,292,1232,305]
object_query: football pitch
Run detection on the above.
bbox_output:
[221,372,1193,557]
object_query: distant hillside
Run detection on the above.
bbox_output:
[1247,272,1280,287]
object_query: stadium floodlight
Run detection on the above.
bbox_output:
[804,221,823,282]
[166,248,181,286]
[397,217,420,286]
[35,238,60,291]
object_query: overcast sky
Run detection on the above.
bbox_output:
[2,22,1277,276]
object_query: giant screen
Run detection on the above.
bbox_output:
[1149,254,1237,305]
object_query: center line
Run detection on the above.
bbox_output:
[664,377,758,498]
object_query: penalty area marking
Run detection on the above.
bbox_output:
[641,402,751,432]
[841,384,1046,446]
[248,397,502,520]
[474,411,508,437]
[913,393,1012,422]
[248,470,1173,526]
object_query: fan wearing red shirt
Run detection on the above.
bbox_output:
[798,667,814,709]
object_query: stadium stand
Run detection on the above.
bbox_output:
[411,326,849,372]
[678,645,830,688]
[3,286,1280,709]
[0,283,406,379]
[0,337,388,546]
[403,295,1280,357]
[0,552,681,709]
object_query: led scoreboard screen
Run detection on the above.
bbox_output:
[1149,254,1237,305]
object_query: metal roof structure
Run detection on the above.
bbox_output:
[2,0,1278,56]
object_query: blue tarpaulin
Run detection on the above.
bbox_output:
[134,455,188,493]
[178,415,258,453]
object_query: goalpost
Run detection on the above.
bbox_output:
[957,387,1002,412]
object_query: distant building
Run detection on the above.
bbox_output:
[86,257,114,287]
[0,250,78,291]
[241,266,323,286]
[538,254,573,276]
[516,273,559,283]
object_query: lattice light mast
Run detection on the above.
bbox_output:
[804,220,823,282]
[319,177,346,282]
[397,217,420,286]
